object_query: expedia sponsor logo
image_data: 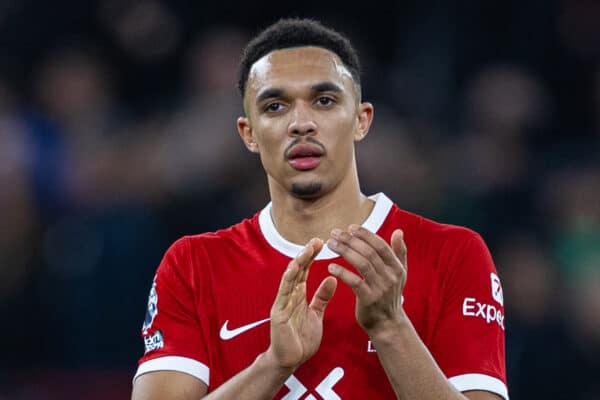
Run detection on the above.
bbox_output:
[144,330,164,353]
[462,297,505,330]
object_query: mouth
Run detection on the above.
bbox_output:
[286,143,325,171]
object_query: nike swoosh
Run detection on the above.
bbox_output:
[219,318,271,340]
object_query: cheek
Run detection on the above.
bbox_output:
[254,130,286,170]
[259,134,286,159]
[253,119,284,149]
[326,116,357,147]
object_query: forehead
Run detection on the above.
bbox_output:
[246,46,354,98]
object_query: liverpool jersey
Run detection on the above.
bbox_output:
[135,193,508,399]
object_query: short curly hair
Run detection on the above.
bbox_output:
[238,18,361,98]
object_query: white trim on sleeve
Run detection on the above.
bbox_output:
[449,373,508,399]
[134,356,210,386]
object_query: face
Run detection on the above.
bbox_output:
[238,46,373,199]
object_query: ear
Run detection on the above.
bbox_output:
[354,102,374,142]
[237,116,259,153]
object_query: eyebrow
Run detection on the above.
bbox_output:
[310,81,343,94]
[255,81,344,106]
[256,88,285,105]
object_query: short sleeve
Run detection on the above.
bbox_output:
[430,232,508,399]
[134,237,210,386]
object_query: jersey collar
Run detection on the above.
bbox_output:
[258,192,393,260]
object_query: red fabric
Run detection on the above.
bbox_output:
[138,201,506,398]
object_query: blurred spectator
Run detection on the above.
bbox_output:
[24,45,167,367]
[99,0,182,63]
[559,0,600,60]
[502,165,600,399]
[97,0,183,106]
[153,27,268,237]
[158,27,251,196]
[451,65,549,195]
[0,78,37,301]
[544,166,600,281]
[440,65,551,240]
[565,269,600,378]
[30,45,123,210]
[356,104,444,216]
[495,233,562,398]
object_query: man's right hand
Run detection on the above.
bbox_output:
[266,238,338,371]
[133,238,337,400]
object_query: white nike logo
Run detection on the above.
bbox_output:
[219,318,270,340]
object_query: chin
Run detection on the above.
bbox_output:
[290,182,323,199]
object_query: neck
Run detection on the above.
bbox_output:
[267,169,374,245]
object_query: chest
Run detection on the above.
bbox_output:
[199,250,440,397]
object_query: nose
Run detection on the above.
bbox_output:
[288,103,317,136]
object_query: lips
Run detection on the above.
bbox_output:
[286,143,324,171]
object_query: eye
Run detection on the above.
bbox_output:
[316,96,335,106]
[265,102,285,112]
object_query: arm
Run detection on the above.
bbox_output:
[326,226,504,400]
[132,239,337,400]
[366,309,502,400]
[132,352,291,400]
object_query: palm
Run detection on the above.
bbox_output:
[271,292,324,367]
[268,239,337,369]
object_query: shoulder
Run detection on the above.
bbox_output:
[385,205,493,276]
[187,213,262,248]
[388,204,482,245]
[155,213,262,282]
[165,212,263,259]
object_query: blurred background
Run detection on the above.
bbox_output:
[0,0,599,398]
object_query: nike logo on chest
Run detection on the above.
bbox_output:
[219,318,271,340]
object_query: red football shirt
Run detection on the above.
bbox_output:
[135,193,508,399]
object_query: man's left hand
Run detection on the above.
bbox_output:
[326,226,407,335]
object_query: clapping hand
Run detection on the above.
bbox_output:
[326,226,407,334]
[267,238,338,370]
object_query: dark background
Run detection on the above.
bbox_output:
[1,0,599,398]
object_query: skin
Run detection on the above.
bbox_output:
[239,46,374,245]
[132,46,503,400]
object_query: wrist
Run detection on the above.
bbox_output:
[259,347,298,379]
[365,310,412,345]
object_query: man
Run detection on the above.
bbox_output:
[132,18,508,400]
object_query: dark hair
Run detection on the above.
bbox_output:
[237,18,361,98]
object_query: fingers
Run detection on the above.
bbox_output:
[326,226,408,299]
[347,225,401,268]
[391,229,407,270]
[272,261,299,313]
[272,238,323,313]
[298,238,323,283]
[327,263,370,298]
[297,238,324,269]
[327,225,404,282]
[327,230,379,283]
[309,276,337,317]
